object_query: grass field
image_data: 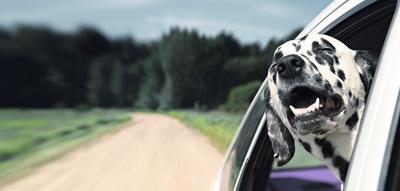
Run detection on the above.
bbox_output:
[169,110,324,169]
[168,110,242,151]
[0,109,131,184]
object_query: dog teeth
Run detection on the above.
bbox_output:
[289,105,299,116]
[290,98,321,117]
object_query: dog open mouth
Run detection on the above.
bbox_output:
[287,86,343,129]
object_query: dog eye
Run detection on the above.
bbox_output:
[318,48,334,53]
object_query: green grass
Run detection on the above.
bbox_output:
[0,109,131,185]
[169,110,323,169]
[168,110,243,151]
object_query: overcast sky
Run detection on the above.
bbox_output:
[0,0,331,44]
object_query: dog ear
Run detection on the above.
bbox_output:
[263,87,295,166]
[354,50,376,93]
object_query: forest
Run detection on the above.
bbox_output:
[0,25,301,112]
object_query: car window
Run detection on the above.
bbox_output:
[218,81,267,191]
[236,1,397,190]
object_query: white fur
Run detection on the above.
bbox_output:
[267,34,370,181]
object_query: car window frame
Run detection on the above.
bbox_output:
[345,1,400,190]
[383,91,400,191]
[298,0,378,38]
[212,78,268,191]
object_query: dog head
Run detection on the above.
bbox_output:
[264,34,375,166]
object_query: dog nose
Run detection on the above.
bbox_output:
[277,55,305,78]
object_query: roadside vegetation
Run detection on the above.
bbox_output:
[168,110,242,151]
[0,109,130,184]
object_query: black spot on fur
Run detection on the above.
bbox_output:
[329,65,336,74]
[296,44,301,52]
[322,54,335,72]
[346,112,359,130]
[323,54,334,66]
[355,51,375,94]
[337,69,346,81]
[324,82,333,92]
[333,55,339,65]
[321,38,336,51]
[309,65,314,72]
[312,39,337,68]
[348,91,352,98]
[307,50,312,56]
[273,51,283,62]
[315,56,324,65]
[333,155,349,181]
[291,42,300,51]
[314,75,322,83]
[314,138,334,158]
[359,73,369,92]
[337,81,343,88]
[355,98,359,107]
[299,139,312,153]
[312,41,320,55]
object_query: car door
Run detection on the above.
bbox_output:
[212,0,398,190]
[383,95,400,191]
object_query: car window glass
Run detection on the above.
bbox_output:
[219,92,266,191]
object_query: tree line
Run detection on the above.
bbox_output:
[0,25,301,111]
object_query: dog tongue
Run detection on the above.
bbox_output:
[325,97,336,109]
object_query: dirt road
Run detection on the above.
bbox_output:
[1,113,223,191]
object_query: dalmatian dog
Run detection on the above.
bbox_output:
[264,34,376,182]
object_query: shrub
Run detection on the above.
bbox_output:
[221,80,262,113]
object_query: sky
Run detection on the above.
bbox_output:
[0,0,331,44]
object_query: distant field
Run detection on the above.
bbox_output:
[169,110,323,169]
[0,109,131,184]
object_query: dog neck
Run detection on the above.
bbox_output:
[297,104,364,182]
